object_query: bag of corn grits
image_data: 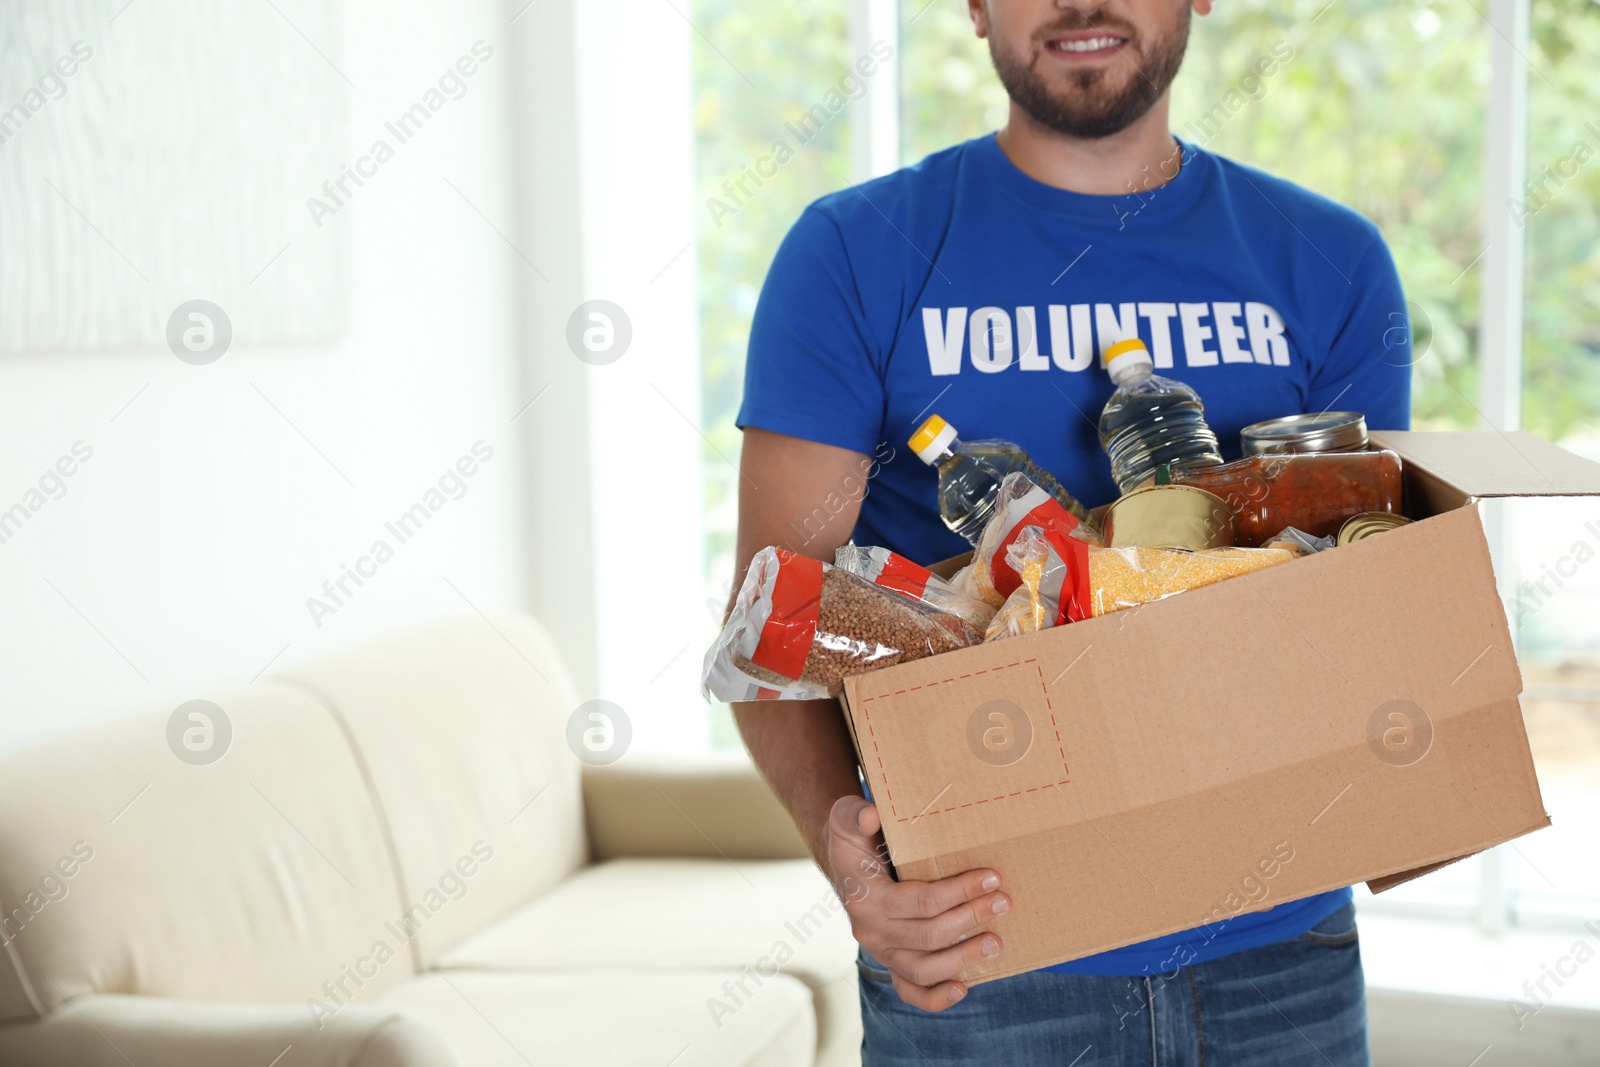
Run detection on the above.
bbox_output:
[983,528,1062,641]
[701,546,981,701]
[983,526,1299,641]
[952,472,1099,612]
[833,545,996,634]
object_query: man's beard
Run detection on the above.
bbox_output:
[988,12,1190,139]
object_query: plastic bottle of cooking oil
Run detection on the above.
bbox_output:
[910,414,1091,546]
[1097,338,1223,494]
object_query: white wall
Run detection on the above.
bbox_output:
[0,0,549,755]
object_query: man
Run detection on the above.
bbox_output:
[728,1,1408,1063]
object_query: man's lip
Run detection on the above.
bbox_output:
[1043,29,1131,57]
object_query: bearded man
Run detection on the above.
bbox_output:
[727,3,1405,1063]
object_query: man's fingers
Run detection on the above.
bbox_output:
[883,931,1003,990]
[829,795,877,849]
[829,796,894,899]
[888,973,968,1013]
[883,867,1001,919]
[895,890,1010,950]
[856,800,882,838]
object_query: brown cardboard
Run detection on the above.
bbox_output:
[1371,430,1600,498]
[838,431,1600,984]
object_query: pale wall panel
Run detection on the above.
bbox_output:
[0,0,345,350]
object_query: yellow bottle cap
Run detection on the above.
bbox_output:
[909,414,959,465]
[1102,337,1153,383]
[1103,338,1147,363]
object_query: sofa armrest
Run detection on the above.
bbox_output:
[582,752,811,862]
[0,995,462,1067]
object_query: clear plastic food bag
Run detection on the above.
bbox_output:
[833,544,997,634]
[982,526,1299,642]
[954,472,1100,609]
[984,528,1061,641]
[1086,543,1296,617]
[702,546,982,701]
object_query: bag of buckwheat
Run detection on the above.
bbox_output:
[702,546,981,701]
[833,544,996,634]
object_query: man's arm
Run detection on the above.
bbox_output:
[726,427,1008,1012]
[726,428,867,865]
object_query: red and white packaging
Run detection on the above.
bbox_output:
[833,545,996,633]
[955,473,1096,614]
[701,546,980,702]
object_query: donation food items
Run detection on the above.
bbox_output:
[701,547,983,701]
[912,413,1094,542]
[701,354,1410,700]
[973,474,1301,642]
[952,471,1102,610]
[1163,450,1403,546]
[1098,338,1224,493]
[1241,411,1370,454]
[833,544,997,633]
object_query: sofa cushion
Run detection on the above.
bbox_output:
[383,970,815,1067]
[0,683,406,1020]
[582,754,809,862]
[435,858,860,1063]
[273,612,587,969]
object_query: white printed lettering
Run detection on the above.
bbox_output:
[1246,302,1290,366]
[923,307,967,376]
[1094,302,1139,352]
[1048,305,1093,372]
[917,301,1290,374]
[1139,303,1179,369]
[969,307,1013,373]
[1213,302,1252,363]
[1015,307,1049,370]
[1072,305,1095,370]
[1179,302,1217,366]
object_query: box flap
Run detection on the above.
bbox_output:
[1370,430,1600,499]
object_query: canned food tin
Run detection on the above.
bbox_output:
[1241,412,1369,455]
[1105,485,1235,550]
[1335,511,1412,546]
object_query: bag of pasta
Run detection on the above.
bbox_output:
[833,544,996,634]
[702,547,982,701]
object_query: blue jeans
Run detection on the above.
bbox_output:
[858,902,1369,1066]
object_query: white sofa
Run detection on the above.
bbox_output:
[0,613,861,1066]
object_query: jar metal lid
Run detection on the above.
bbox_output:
[1241,412,1368,455]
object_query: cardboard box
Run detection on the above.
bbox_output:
[837,431,1600,984]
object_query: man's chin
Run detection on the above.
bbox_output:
[1020,99,1148,139]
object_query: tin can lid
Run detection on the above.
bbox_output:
[1105,484,1235,550]
[1335,511,1412,546]
[1241,412,1368,455]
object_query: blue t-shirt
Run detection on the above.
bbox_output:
[736,134,1410,976]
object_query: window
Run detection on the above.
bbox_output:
[1507,0,1600,928]
[689,1,859,746]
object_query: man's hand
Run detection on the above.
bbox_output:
[830,795,1008,1011]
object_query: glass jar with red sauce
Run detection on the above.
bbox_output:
[1167,449,1403,546]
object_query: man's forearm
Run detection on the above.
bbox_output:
[732,697,863,879]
